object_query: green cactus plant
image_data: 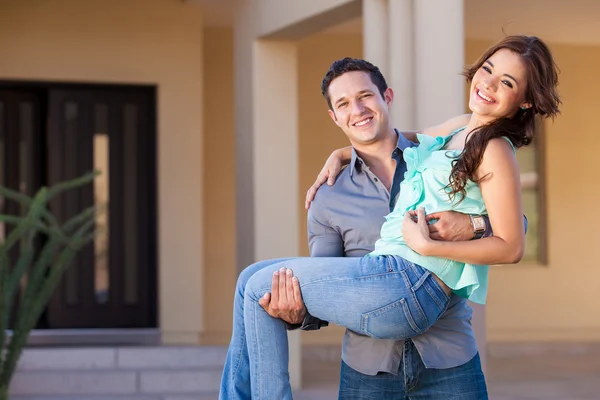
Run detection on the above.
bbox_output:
[0,171,100,400]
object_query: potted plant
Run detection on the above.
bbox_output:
[0,171,99,400]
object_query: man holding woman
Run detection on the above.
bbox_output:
[220,35,560,400]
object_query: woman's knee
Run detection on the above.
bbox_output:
[236,258,287,295]
[244,268,273,301]
[236,264,259,293]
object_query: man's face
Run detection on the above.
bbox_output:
[327,71,393,146]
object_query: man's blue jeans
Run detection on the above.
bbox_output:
[220,255,453,400]
[339,340,488,399]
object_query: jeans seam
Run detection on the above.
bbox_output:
[409,286,429,331]
[230,328,245,393]
[429,271,451,303]
[401,269,428,331]
[406,349,421,393]
[423,280,446,311]
[402,340,409,394]
[298,273,402,291]
[400,298,421,333]
[399,269,412,290]
[250,301,261,399]
[410,265,430,291]
[385,256,394,272]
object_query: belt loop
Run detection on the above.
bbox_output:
[412,265,430,290]
[385,255,394,273]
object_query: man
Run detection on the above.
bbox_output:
[220,57,523,399]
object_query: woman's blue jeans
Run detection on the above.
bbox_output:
[219,255,450,400]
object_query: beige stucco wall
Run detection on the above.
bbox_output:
[234,0,359,40]
[467,40,600,343]
[202,27,236,343]
[0,0,205,343]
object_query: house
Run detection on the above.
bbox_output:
[0,0,597,397]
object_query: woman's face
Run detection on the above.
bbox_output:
[469,48,531,123]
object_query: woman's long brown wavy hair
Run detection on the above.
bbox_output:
[447,35,561,201]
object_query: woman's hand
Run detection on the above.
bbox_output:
[402,208,433,255]
[305,147,351,209]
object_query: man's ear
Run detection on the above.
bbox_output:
[328,109,341,127]
[384,87,394,108]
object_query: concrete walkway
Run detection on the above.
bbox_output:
[295,351,600,399]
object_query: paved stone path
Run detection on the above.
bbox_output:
[294,352,600,399]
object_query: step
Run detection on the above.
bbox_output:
[11,396,217,400]
[9,346,228,398]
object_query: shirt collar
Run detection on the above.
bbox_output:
[349,129,416,176]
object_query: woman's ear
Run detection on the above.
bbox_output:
[520,102,532,110]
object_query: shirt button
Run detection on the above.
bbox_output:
[374,178,378,182]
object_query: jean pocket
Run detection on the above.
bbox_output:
[360,296,428,340]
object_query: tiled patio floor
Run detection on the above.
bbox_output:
[295,352,600,399]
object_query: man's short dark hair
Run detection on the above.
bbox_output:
[320,57,388,110]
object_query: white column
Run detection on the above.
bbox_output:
[252,40,300,265]
[362,0,390,78]
[413,0,488,371]
[388,0,415,129]
[414,0,465,127]
[364,0,416,130]
[253,41,302,389]
[234,26,303,387]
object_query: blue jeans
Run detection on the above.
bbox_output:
[219,258,293,400]
[220,255,451,400]
[339,340,488,399]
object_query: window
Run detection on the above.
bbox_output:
[516,118,547,264]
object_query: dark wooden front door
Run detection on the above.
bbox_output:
[0,83,157,329]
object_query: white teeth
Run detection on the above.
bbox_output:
[355,118,372,127]
[478,90,493,102]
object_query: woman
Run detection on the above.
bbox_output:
[239,35,560,399]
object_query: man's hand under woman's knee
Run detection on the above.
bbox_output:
[258,267,307,324]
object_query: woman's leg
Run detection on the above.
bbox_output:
[243,255,450,400]
[219,258,293,400]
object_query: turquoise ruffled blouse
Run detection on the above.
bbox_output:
[369,128,496,304]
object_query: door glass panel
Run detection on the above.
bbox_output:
[64,102,79,305]
[0,102,4,243]
[94,104,109,304]
[123,104,138,304]
[18,102,34,292]
[19,103,34,196]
